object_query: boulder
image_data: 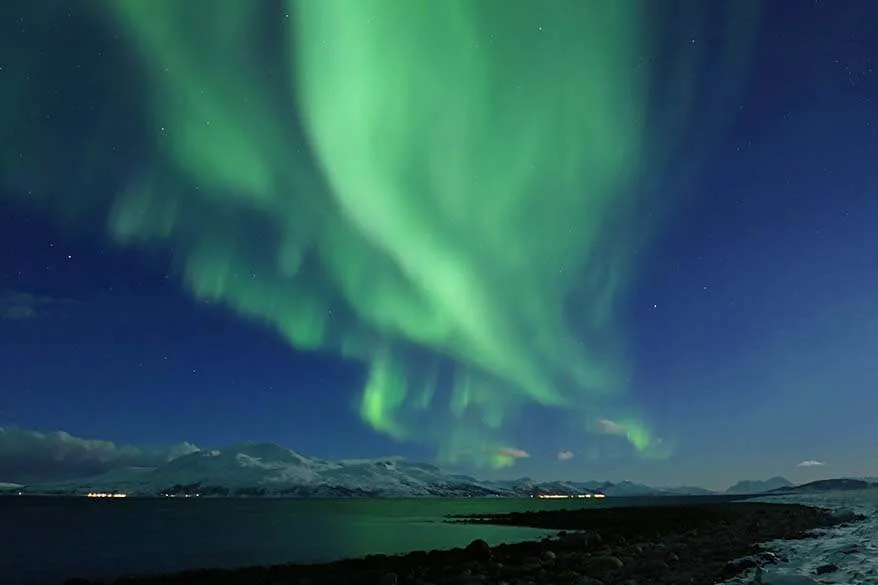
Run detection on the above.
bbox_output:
[465,538,492,561]
[586,555,624,573]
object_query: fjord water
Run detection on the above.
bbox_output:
[3,495,717,584]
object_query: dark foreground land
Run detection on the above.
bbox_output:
[59,502,860,585]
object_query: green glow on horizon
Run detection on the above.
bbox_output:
[34,0,758,466]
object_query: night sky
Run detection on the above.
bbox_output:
[2,1,877,491]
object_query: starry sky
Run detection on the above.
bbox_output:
[1,1,877,491]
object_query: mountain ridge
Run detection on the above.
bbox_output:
[767,478,876,494]
[1,441,711,498]
[724,476,793,494]
[1,442,870,498]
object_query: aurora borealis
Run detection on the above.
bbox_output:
[99,0,758,466]
[3,1,878,488]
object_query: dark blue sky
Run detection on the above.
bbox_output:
[1,1,877,490]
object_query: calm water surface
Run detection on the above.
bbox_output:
[2,495,726,584]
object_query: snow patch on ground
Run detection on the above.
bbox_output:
[721,489,878,585]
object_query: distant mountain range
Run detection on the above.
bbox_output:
[767,478,876,494]
[724,476,794,494]
[726,476,878,496]
[0,442,713,498]
[0,442,874,499]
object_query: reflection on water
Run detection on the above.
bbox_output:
[0,496,715,584]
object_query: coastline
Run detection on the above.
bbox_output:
[49,501,859,585]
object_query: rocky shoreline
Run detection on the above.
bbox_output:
[60,502,861,585]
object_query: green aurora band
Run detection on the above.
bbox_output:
[6,1,759,468]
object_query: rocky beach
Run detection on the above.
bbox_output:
[53,502,863,585]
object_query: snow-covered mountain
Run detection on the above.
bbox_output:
[480,477,710,497]
[7,442,713,498]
